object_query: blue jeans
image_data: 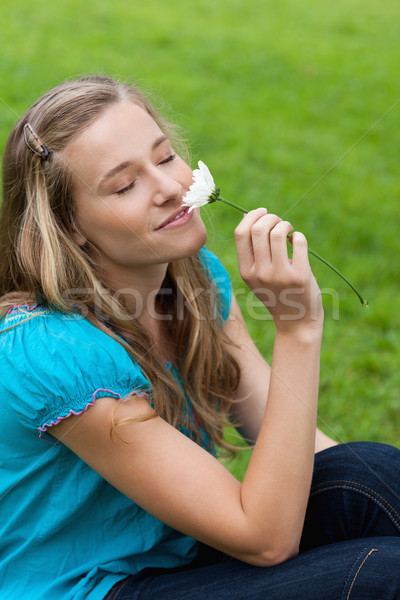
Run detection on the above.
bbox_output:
[104,442,400,599]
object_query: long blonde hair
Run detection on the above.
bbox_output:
[0,75,240,451]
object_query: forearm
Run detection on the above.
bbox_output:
[240,326,322,562]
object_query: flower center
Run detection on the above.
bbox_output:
[209,187,221,203]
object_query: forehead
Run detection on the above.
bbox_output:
[63,101,164,184]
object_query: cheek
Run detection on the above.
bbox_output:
[76,204,151,262]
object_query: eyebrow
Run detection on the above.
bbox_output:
[99,135,169,187]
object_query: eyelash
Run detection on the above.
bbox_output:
[115,154,177,196]
[116,182,135,196]
[160,153,177,165]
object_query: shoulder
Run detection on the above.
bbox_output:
[0,305,150,439]
[1,304,132,366]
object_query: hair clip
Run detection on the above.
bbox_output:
[23,122,49,161]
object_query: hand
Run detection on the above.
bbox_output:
[234,208,323,334]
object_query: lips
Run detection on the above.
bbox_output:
[156,207,190,230]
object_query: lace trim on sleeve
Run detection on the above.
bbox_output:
[38,388,149,442]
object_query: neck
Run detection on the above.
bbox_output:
[103,262,178,362]
[102,261,169,323]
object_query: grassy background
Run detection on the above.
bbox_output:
[1,0,399,475]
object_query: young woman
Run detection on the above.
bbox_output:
[0,75,399,600]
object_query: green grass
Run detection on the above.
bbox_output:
[1,0,399,477]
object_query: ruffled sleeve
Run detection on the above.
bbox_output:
[198,247,233,322]
[0,308,151,441]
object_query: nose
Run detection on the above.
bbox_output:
[150,167,183,206]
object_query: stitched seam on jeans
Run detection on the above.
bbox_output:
[346,548,377,600]
[311,484,400,531]
[112,578,131,600]
[311,479,398,513]
[311,478,399,509]
[310,479,400,530]
[105,577,130,600]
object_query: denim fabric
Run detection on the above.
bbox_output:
[104,442,400,600]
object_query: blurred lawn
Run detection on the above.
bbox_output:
[1,0,399,478]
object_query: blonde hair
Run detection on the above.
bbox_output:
[0,75,241,452]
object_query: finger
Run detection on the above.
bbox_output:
[291,231,310,271]
[251,213,282,265]
[234,208,268,271]
[269,220,294,267]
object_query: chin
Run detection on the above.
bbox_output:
[188,221,208,253]
[168,224,207,262]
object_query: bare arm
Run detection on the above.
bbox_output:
[51,210,326,567]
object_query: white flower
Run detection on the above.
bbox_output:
[181,161,219,212]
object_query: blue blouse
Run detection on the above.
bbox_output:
[0,248,232,600]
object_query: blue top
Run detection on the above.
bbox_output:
[0,248,232,600]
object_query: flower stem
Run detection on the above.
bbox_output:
[218,197,367,307]
[307,248,368,307]
[219,197,248,213]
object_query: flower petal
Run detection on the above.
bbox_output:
[198,161,215,190]
[181,160,217,209]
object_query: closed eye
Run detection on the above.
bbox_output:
[159,153,176,165]
[115,154,176,195]
[116,181,135,196]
